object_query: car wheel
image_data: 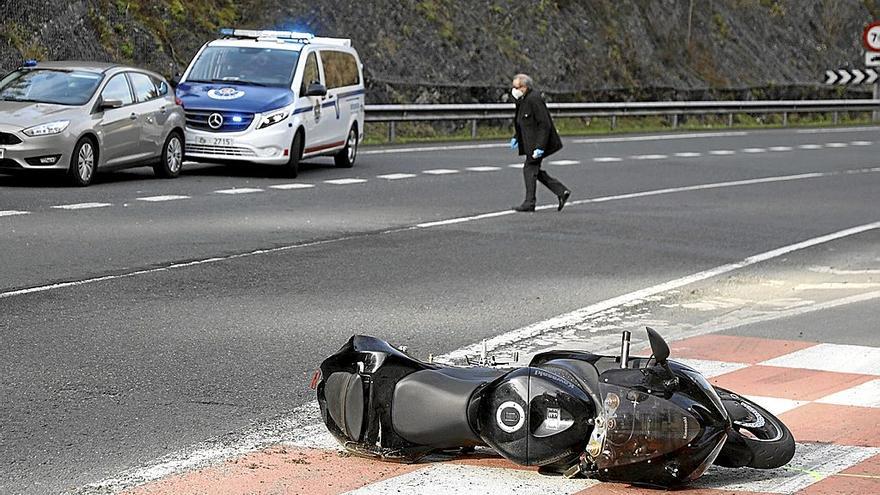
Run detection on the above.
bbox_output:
[334,126,358,168]
[154,132,184,178]
[68,137,97,187]
[286,130,304,178]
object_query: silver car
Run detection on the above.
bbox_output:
[0,61,185,186]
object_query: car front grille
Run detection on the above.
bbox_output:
[186,144,257,157]
[0,132,22,145]
[185,110,254,133]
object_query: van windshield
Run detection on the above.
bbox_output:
[0,69,104,105]
[186,46,300,88]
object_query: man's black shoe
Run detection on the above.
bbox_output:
[557,190,571,211]
[513,204,535,212]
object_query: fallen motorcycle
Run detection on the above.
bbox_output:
[315,328,795,488]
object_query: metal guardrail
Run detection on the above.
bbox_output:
[364,99,880,142]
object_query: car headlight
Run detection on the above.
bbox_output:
[23,120,70,137]
[257,109,290,129]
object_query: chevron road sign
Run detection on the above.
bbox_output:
[825,68,879,85]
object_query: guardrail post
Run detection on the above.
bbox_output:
[833,111,839,125]
[782,112,788,127]
[611,115,617,130]
[874,83,879,122]
[389,121,397,143]
[728,113,734,127]
[471,119,478,139]
[672,114,679,128]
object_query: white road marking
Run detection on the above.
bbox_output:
[465,166,502,172]
[797,144,823,149]
[769,146,793,152]
[360,143,509,155]
[817,380,880,408]
[324,178,367,185]
[850,141,873,146]
[572,131,748,144]
[675,358,748,378]
[376,173,418,180]
[797,126,880,133]
[825,142,848,148]
[742,147,767,153]
[51,202,112,210]
[674,152,702,157]
[761,343,880,376]
[709,150,735,155]
[808,265,880,275]
[630,154,668,160]
[507,163,524,168]
[794,282,880,290]
[422,169,460,175]
[547,159,580,165]
[136,195,190,202]
[269,183,315,190]
[593,157,622,162]
[437,221,880,363]
[0,210,29,217]
[744,395,809,415]
[213,188,263,194]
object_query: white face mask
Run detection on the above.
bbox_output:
[511,87,524,99]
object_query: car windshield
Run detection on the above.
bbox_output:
[186,46,300,88]
[0,69,104,105]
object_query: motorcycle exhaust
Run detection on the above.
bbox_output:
[620,331,631,369]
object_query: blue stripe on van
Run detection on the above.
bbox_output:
[337,88,365,98]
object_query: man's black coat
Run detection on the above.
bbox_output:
[514,88,563,158]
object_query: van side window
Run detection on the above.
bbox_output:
[321,51,360,89]
[101,74,133,105]
[300,52,320,95]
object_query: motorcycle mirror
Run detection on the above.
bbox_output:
[646,327,670,364]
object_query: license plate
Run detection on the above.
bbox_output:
[189,136,234,147]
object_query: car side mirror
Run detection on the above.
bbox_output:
[100,98,123,110]
[304,82,327,97]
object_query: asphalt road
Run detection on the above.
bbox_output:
[1,126,878,494]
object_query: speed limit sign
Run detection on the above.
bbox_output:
[864,22,880,52]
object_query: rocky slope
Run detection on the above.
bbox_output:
[1,0,877,102]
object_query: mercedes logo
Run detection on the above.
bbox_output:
[207,113,224,129]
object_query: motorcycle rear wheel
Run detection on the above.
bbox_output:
[713,387,796,469]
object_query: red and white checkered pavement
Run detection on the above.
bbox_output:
[126,335,880,495]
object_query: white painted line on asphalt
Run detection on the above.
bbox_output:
[422,169,460,175]
[136,195,190,202]
[438,222,880,363]
[572,131,748,144]
[742,148,767,153]
[360,142,508,155]
[825,142,848,148]
[674,152,702,157]
[850,140,873,146]
[548,159,580,165]
[324,178,367,185]
[769,146,793,152]
[709,150,735,155]
[794,282,880,290]
[465,166,502,172]
[377,173,418,180]
[744,395,808,415]
[817,380,880,408]
[798,144,823,149]
[51,202,112,210]
[507,163,524,169]
[269,183,315,190]
[631,154,668,160]
[761,342,880,376]
[808,265,880,275]
[214,188,263,194]
[797,126,880,133]
[593,157,622,162]
[0,210,29,217]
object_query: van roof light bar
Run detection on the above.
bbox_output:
[219,28,351,47]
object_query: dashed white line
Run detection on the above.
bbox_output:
[548,159,580,166]
[593,157,622,162]
[850,141,873,146]
[797,126,880,133]
[742,148,767,153]
[214,188,264,194]
[709,150,735,155]
[572,131,748,144]
[269,183,315,190]
[136,195,190,202]
[630,154,668,160]
[798,144,823,149]
[422,169,460,175]
[825,142,848,148]
[0,210,29,217]
[465,166,502,172]
[768,146,793,152]
[376,173,418,180]
[674,152,701,158]
[507,163,524,169]
[324,178,367,185]
[51,202,112,210]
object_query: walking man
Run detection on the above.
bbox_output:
[509,73,571,212]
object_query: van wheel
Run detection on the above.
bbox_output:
[334,127,358,168]
[286,131,304,178]
[68,137,97,187]
[154,131,184,178]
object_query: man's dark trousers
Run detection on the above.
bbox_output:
[522,155,567,208]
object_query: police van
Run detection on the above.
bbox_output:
[176,29,365,176]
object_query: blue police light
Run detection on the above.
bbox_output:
[23,59,38,67]
[219,28,234,36]
[231,115,243,123]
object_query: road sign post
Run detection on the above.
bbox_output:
[864,22,880,122]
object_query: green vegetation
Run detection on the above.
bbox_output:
[0,22,47,60]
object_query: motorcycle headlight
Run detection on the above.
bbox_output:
[258,109,290,129]
[23,120,70,137]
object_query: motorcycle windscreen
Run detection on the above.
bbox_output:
[592,383,699,469]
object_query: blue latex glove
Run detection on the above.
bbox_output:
[532,148,544,159]
[509,137,518,149]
